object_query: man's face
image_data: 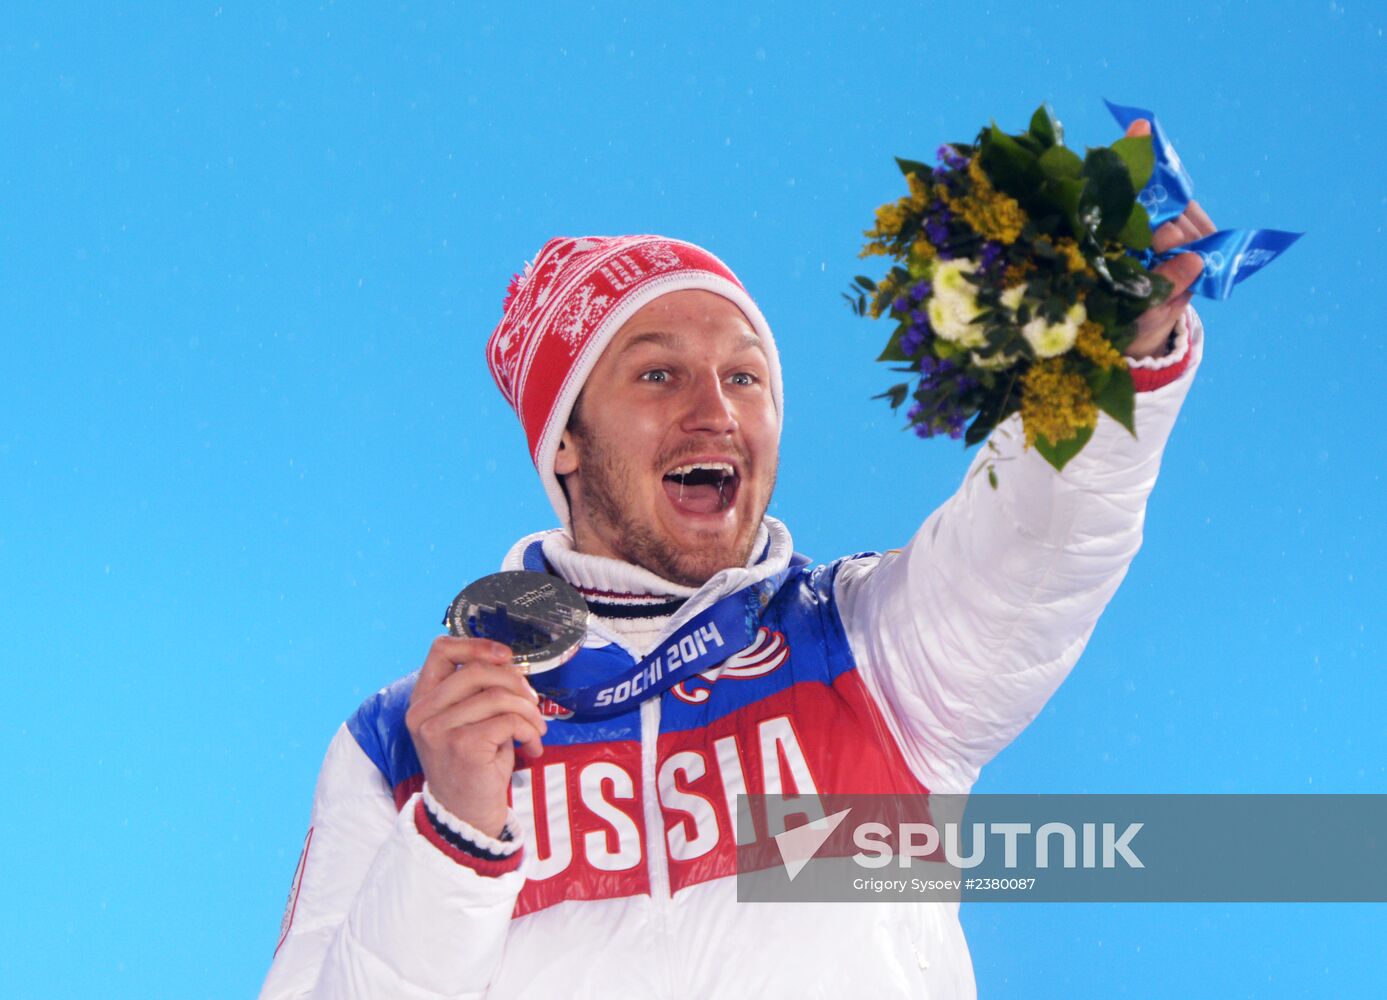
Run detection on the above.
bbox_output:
[555,289,779,587]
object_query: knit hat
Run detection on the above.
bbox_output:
[485,235,783,526]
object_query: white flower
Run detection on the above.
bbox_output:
[1000,284,1026,312]
[1022,302,1085,358]
[928,292,986,347]
[932,257,978,299]
[970,349,1020,370]
[926,258,988,347]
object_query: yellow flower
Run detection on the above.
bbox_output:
[861,177,937,260]
[1002,262,1032,286]
[871,201,907,238]
[1054,237,1088,273]
[905,171,932,210]
[907,238,935,276]
[940,158,1028,244]
[1021,359,1098,447]
[1074,321,1124,370]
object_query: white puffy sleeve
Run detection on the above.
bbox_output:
[834,310,1204,793]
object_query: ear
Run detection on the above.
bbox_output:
[553,428,580,476]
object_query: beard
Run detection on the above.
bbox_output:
[566,424,772,588]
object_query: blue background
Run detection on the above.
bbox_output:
[3,2,1382,996]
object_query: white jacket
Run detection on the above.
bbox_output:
[260,317,1203,999]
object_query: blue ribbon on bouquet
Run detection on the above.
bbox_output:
[520,539,808,718]
[1105,100,1302,301]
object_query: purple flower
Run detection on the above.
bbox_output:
[900,328,926,357]
[979,241,1004,271]
[909,280,931,305]
[892,297,909,315]
[936,144,969,170]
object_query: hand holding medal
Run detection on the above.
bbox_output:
[402,572,587,839]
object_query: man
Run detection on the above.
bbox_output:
[260,160,1213,998]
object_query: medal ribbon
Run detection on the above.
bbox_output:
[521,540,809,718]
[1104,99,1302,301]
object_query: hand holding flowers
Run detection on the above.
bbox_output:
[1120,120,1217,359]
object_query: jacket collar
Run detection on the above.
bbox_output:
[500,517,795,648]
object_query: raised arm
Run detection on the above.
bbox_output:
[835,307,1203,793]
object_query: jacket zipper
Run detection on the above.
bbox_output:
[640,694,675,999]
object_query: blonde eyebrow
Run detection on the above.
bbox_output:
[617,330,683,354]
[618,330,764,354]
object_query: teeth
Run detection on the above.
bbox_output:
[667,462,735,478]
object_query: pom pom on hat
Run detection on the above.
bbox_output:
[485,235,782,526]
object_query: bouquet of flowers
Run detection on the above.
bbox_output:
[849,105,1169,478]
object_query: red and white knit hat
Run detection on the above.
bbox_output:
[485,235,783,526]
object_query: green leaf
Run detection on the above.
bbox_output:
[1091,364,1136,435]
[978,125,1043,201]
[987,466,998,490]
[877,326,909,362]
[1050,177,1088,237]
[1110,135,1156,191]
[965,370,1022,447]
[854,275,878,293]
[873,382,911,409]
[895,157,931,178]
[1029,104,1063,148]
[1033,424,1095,470]
[1079,147,1137,241]
[1083,289,1119,330]
[964,408,999,447]
[1038,145,1083,181]
[1117,202,1152,251]
[1013,133,1045,156]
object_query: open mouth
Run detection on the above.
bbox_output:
[662,461,740,515]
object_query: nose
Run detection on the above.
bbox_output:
[679,370,738,435]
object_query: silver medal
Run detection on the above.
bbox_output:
[445,571,588,674]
